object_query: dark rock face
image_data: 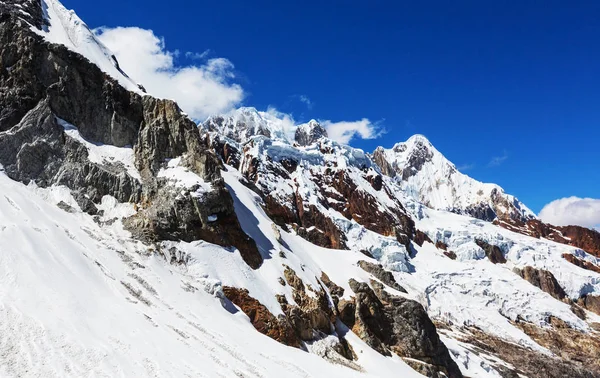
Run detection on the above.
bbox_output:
[358,261,407,293]
[371,147,395,178]
[461,202,497,222]
[401,140,434,180]
[294,120,328,146]
[475,239,507,264]
[515,266,566,300]
[0,3,261,269]
[414,230,433,247]
[340,279,462,378]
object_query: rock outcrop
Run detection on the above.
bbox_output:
[497,218,600,257]
[223,286,301,348]
[0,2,261,269]
[294,120,327,146]
[475,239,506,264]
[338,279,462,378]
[514,266,566,300]
[358,261,407,293]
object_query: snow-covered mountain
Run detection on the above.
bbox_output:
[372,135,536,223]
[1,1,600,377]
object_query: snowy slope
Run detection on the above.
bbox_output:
[33,0,142,93]
[204,107,295,144]
[205,108,600,376]
[374,135,536,222]
[0,169,424,378]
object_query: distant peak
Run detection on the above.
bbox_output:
[295,120,328,146]
[406,134,432,145]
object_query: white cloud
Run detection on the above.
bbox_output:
[321,119,383,144]
[539,197,600,230]
[185,49,211,60]
[488,150,508,167]
[94,27,244,120]
[457,163,476,172]
[265,107,298,141]
[299,95,313,109]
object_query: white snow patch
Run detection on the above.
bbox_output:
[58,118,141,181]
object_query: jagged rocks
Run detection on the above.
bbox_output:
[340,279,462,378]
[124,184,262,269]
[455,326,599,378]
[514,266,566,300]
[358,261,407,293]
[563,253,600,274]
[223,287,301,348]
[321,272,345,298]
[371,147,396,178]
[498,218,600,258]
[0,7,262,270]
[134,98,221,181]
[294,120,327,146]
[475,239,506,264]
[281,266,335,341]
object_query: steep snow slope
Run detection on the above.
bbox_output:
[0,170,423,378]
[373,135,536,222]
[34,0,142,93]
[207,108,600,376]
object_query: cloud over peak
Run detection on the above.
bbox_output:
[94,27,244,120]
[321,119,384,144]
[539,197,600,230]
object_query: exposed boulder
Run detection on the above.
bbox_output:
[514,266,566,300]
[358,261,407,293]
[341,279,462,378]
[414,230,432,247]
[475,239,506,264]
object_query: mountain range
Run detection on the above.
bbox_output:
[1,1,600,377]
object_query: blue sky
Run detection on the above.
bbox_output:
[63,0,599,215]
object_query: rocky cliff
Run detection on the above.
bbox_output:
[1,1,600,377]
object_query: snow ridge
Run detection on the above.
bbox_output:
[35,0,143,93]
[375,134,536,222]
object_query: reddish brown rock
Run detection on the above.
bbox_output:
[223,287,300,348]
[563,253,600,274]
[414,230,433,247]
[443,251,457,260]
[496,219,600,258]
[454,325,600,378]
[435,241,448,251]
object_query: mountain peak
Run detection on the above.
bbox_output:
[372,135,536,223]
[295,119,328,146]
[406,133,432,145]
